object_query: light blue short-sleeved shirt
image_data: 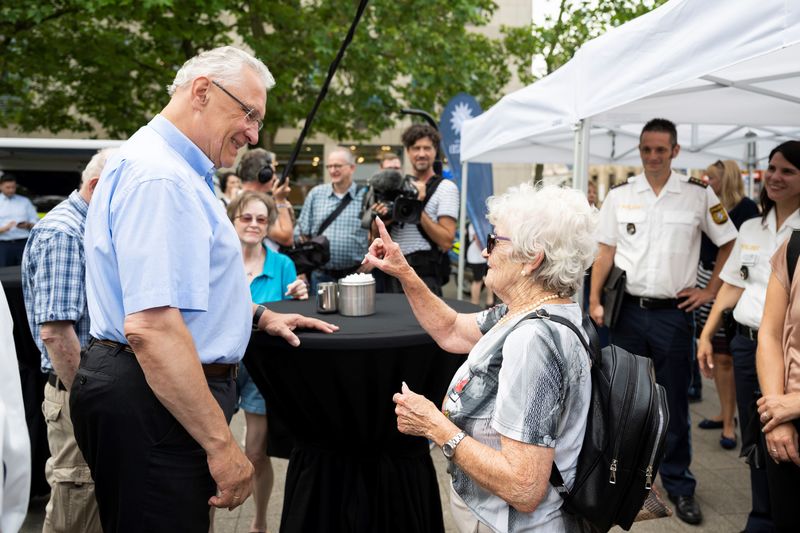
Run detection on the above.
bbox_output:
[84,115,252,364]
[0,193,39,241]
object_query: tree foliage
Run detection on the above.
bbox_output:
[503,0,668,84]
[0,0,664,143]
[0,0,508,142]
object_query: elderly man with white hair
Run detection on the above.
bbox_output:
[21,147,116,533]
[69,46,338,532]
[364,184,597,532]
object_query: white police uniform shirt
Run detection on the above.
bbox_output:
[720,208,800,329]
[596,171,738,299]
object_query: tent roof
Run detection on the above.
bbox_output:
[461,0,800,165]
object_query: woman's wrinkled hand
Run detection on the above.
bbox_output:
[362,217,414,280]
[285,278,308,300]
[393,382,445,439]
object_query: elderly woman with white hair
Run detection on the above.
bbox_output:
[363,184,597,532]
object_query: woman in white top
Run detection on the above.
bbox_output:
[697,141,800,533]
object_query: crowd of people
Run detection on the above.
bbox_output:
[3,42,800,533]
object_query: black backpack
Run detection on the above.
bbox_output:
[518,310,669,532]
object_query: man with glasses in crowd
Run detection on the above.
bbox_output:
[295,147,370,290]
[70,46,337,532]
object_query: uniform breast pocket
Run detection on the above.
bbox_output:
[662,210,696,251]
[617,210,646,239]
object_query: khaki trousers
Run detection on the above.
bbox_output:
[41,380,101,533]
[449,483,495,533]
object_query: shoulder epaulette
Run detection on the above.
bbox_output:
[688,177,708,188]
[609,179,629,190]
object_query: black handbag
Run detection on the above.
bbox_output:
[602,266,626,328]
[281,235,330,277]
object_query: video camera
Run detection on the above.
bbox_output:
[360,170,424,229]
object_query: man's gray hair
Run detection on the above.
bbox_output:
[329,147,356,166]
[167,46,275,96]
[81,148,117,185]
[486,183,598,297]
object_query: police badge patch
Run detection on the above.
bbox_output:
[709,203,729,225]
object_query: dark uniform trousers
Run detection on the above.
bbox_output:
[729,334,774,532]
[70,341,236,533]
[611,301,697,497]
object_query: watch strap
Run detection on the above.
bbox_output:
[253,304,267,329]
[442,431,466,459]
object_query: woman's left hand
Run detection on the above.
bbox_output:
[285,278,308,300]
[758,392,800,432]
[393,382,446,439]
[764,421,800,465]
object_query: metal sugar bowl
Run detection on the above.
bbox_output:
[337,274,376,316]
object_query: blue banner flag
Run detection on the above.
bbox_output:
[439,93,494,248]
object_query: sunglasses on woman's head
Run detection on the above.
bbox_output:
[486,233,511,254]
[235,213,269,225]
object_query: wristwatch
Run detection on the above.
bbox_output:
[442,431,466,459]
[253,304,267,329]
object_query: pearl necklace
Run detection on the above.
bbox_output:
[497,294,561,327]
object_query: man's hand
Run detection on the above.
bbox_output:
[258,309,338,347]
[272,177,291,202]
[17,221,34,229]
[371,202,390,219]
[696,337,715,378]
[758,392,800,433]
[363,217,414,281]
[589,300,604,327]
[0,221,15,233]
[284,278,308,300]
[677,286,715,312]
[413,179,427,202]
[207,436,255,510]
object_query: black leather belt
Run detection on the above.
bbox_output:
[737,323,759,342]
[91,339,238,380]
[623,293,681,310]
[47,372,67,392]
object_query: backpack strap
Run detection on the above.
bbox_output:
[513,309,598,500]
[788,229,800,285]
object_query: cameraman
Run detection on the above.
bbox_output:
[373,125,458,296]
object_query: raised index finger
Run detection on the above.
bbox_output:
[375,217,393,244]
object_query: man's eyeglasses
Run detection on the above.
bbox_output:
[325,164,347,171]
[235,213,269,225]
[212,80,264,131]
[486,233,511,254]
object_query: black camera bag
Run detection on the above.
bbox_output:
[416,175,452,286]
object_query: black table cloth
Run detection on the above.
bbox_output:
[244,294,478,533]
[0,265,50,497]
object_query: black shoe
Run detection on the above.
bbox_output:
[698,418,723,429]
[668,494,703,525]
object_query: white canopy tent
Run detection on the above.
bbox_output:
[453,0,800,299]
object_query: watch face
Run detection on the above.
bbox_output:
[442,443,454,459]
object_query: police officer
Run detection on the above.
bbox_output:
[590,118,737,526]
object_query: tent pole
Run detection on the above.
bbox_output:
[572,119,591,309]
[457,162,469,301]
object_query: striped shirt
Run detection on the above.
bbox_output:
[294,182,369,270]
[391,178,459,255]
[21,191,91,373]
